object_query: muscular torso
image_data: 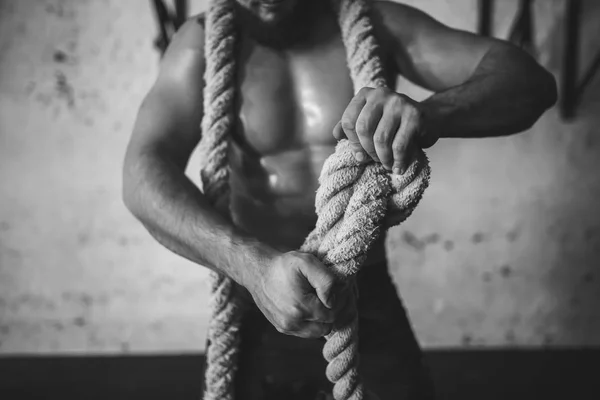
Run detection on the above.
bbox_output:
[228,10,392,258]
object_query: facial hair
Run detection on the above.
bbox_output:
[234,0,331,49]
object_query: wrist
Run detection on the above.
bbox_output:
[420,97,452,143]
[226,229,279,290]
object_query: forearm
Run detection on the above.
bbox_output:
[422,43,557,139]
[122,149,275,287]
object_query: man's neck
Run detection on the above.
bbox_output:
[235,0,333,50]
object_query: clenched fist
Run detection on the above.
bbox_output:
[246,251,353,339]
[333,87,438,174]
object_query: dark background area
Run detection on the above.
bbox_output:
[2,349,599,399]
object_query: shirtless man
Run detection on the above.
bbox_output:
[122,0,557,398]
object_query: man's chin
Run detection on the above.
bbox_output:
[251,0,297,23]
[254,12,286,26]
[236,2,302,48]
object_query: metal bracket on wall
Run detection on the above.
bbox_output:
[561,0,600,119]
[508,0,535,54]
[478,0,600,120]
[150,0,188,56]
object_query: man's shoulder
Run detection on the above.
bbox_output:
[373,1,411,14]
[167,13,206,54]
[372,1,437,40]
[154,13,206,90]
[373,1,430,21]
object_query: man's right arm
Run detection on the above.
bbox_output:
[122,17,272,288]
[122,17,348,338]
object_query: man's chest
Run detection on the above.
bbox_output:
[233,36,356,155]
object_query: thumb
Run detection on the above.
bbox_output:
[332,121,346,140]
[333,122,368,163]
[301,260,338,309]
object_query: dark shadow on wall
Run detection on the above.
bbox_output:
[1,348,599,400]
[536,0,600,346]
[542,0,600,119]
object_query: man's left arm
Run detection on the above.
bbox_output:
[333,1,557,174]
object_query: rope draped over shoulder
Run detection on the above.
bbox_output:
[199,1,431,399]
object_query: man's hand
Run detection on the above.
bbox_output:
[333,87,438,174]
[247,251,353,339]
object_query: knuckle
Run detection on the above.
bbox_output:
[292,251,312,265]
[391,95,405,109]
[390,100,405,115]
[276,326,291,335]
[288,305,304,321]
[355,124,365,137]
[279,318,295,332]
[392,142,405,153]
[358,87,372,96]
[373,131,388,144]
[396,92,409,101]
[374,87,391,98]
[301,254,318,266]
[391,93,405,105]
[355,119,370,137]
[296,331,312,339]
[341,120,355,133]
[275,316,292,332]
[293,250,308,259]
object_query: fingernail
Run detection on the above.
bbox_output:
[393,167,402,175]
[355,152,365,162]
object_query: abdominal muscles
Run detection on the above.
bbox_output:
[229,142,336,250]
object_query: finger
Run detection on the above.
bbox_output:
[373,104,401,170]
[392,108,421,175]
[332,120,345,140]
[300,258,338,309]
[340,89,369,161]
[303,293,336,323]
[284,322,332,339]
[355,100,383,163]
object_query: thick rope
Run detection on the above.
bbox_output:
[299,141,429,400]
[199,1,431,399]
[200,2,243,400]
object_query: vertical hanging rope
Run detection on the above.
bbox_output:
[200,1,243,400]
[335,0,388,90]
[199,1,431,399]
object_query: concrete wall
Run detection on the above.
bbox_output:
[0,0,598,354]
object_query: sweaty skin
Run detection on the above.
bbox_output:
[229,6,366,252]
[123,0,556,344]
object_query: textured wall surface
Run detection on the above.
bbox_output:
[0,0,598,354]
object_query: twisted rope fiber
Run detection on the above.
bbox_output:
[201,1,243,400]
[199,0,431,399]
